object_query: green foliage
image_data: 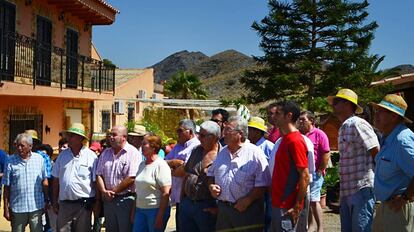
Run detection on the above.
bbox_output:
[103,58,117,68]
[164,71,208,99]
[124,120,136,133]
[241,0,385,111]
[141,107,184,145]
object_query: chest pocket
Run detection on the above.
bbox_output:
[78,165,91,179]
[377,157,398,180]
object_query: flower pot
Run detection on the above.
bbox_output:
[320,194,327,209]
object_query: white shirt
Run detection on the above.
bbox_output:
[52,147,98,200]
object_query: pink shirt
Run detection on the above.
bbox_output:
[268,127,281,143]
[96,142,141,194]
[306,127,330,172]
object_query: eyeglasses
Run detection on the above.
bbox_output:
[223,127,240,133]
[199,133,212,138]
[176,128,189,134]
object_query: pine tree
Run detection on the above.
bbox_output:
[241,0,381,110]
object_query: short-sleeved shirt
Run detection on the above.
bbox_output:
[165,137,200,204]
[96,142,141,194]
[338,116,379,197]
[0,149,8,173]
[2,152,47,213]
[271,131,308,209]
[269,135,315,181]
[306,127,330,174]
[36,150,52,178]
[52,147,98,201]
[374,124,414,201]
[207,142,271,203]
[255,137,274,160]
[184,144,221,201]
[135,157,171,209]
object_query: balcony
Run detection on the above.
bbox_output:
[0,32,115,94]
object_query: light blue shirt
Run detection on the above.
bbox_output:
[374,123,414,201]
[165,137,200,203]
[255,137,274,160]
[2,152,47,213]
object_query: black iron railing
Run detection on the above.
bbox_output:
[0,31,115,93]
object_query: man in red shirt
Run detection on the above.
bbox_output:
[270,101,310,232]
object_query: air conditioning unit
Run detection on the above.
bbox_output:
[138,90,146,99]
[113,100,125,114]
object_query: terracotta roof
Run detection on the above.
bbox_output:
[370,73,414,87]
[94,0,119,13]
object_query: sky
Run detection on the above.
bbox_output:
[93,1,414,70]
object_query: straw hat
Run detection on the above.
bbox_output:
[66,123,88,139]
[327,88,363,114]
[25,129,39,141]
[248,116,267,133]
[371,94,412,124]
[128,125,147,137]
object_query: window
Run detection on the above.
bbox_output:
[127,103,135,121]
[101,110,110,133]
[0,0,16,81]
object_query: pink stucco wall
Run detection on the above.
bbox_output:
[14,0,92,57]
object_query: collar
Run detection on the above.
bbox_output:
[255,137,266,146]
[382,123,405,146]
[184,137,200,148]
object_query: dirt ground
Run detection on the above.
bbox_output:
[0,205,340,232]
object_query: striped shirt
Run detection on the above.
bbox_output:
[2,152,47,213]
[207,142,271,203]
[338,116,379,197]
[96,142,141,194]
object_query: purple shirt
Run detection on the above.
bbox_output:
[165,137,200,203]
[306,127,330,173]
[96,142,141,194]
[207,142,271,203]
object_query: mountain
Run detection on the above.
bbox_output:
[391,64,414,75]
[151,49,257,99]
[150,50,208,83]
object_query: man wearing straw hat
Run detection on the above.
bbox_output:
[248,116,274,232]
[127,124,147,153]
[52,123,98,231]
[371,94,414,232]
[327,88,380,232]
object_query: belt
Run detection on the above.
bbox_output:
[218,200,236,207]
[114,192,135,198]
[61,197,95,204]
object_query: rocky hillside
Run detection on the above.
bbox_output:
[150,49,257,99]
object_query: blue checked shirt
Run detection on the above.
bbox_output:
[36,150,52,178]
[2,152,47,213]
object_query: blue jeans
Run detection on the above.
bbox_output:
[179,197,217,232]
[340,187,375,232]
[132,206,171,232]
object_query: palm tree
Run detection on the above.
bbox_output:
[164,71,208,119]
[164,71,207,99]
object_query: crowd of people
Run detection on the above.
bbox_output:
[0,88,414,232]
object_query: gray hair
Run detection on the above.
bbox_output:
[228,116,248,141]
[15,133,33,146]
[200,121,221,138]
[179,119,196,134]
